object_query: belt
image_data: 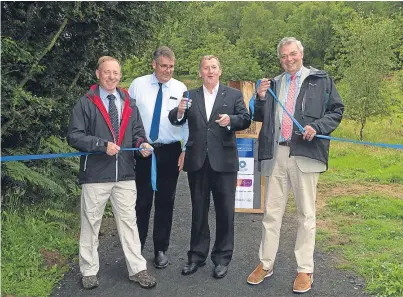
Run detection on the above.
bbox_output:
[279,141,291,147]
[151,141,181,148]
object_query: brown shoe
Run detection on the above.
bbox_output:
[129,270,157,288]
[247,263,273,285]
[293,272,313,293]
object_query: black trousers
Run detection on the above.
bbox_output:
[135,141,182,253]
[187,156,237,266]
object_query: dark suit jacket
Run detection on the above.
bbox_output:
[169,84,251,173]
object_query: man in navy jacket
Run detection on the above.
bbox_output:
[68,56,156,290]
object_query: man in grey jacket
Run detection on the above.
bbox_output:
[67,56,156,290]
[246,37,344,293]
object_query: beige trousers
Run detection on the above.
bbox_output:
[79,180,146,277]
[259,146,319,273]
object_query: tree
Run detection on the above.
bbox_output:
[1,2,165,208]
[335,15,397,140]
[286,2,356,72]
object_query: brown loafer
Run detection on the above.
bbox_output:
[293,272,313,293]
[247,263,273,285]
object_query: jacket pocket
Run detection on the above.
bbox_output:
[186,140,194,147]
[303,97,323,119]
[222,140,236,147]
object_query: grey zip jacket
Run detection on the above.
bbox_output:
[253,67,344,168]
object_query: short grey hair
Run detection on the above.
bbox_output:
[199,55,221,71]
[153,46,175,62]
[277,37,304,58]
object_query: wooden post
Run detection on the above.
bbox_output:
[228,81,262,138]
[228,81,264,213]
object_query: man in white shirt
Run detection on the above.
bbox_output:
[128,46,188,269]
[168,55,251,279]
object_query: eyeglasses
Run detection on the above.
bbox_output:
[156,61,175,71]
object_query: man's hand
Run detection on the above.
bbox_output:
[215,114,230,127]
[140,143,153,158]
[178,151,185,172]
[257,78,271,99]
[303,125,317,141]
[177,97,192,119]
[106,142,120,156]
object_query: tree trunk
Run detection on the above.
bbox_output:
[18,17,69,89]
[68,67,85,91]
[359,119,366,141]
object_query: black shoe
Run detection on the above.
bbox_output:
[213,264,228,279]
[181,261,206,275]
[154,251,169,269]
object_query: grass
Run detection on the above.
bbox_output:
[1,207,79,297]
[318,195,403,297]
[314,115,403,297]
[323,115,403,184]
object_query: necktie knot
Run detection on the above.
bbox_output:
[107,94,116,101]
[290,74,296,81]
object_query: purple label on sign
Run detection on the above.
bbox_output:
[237,179,253,187]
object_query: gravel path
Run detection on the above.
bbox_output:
[51,172,368,297]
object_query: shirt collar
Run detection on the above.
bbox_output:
[203,83,219,95]
[285,67,303,82]
[151,72,169,88]
[99,85,119,100]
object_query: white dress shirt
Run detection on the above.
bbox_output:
[203,83,219,121]
[128,73,188,149]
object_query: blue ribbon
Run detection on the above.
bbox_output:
[1,148,158,191]
[262,83,403,150]
[248,80,261,120]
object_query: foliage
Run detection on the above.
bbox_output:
[1,208,79,297]
[1,137,81,212]
[334,15,398,140]
[286,2,356,73]
[1,2,166,209]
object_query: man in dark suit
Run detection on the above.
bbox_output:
[168,55,251,279]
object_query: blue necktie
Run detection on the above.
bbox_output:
[149,83,162,141]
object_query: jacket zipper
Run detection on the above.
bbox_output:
[115,153,118,182]
[302,93,306,113]
[83,155,88,171]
